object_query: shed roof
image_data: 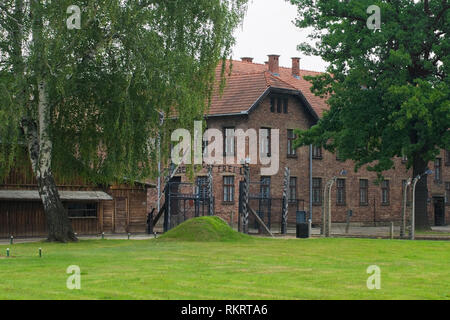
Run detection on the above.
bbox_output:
[0,190,113,201]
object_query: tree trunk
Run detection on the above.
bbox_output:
[21,80,77,242]
[413,156,431,231]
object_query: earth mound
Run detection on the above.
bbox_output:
[159,216,251,242]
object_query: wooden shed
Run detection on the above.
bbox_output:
[0,166,153,238]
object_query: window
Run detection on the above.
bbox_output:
[277,99,282,113]
[68,203,97,218]
[270,96,288,114]
[260,176,271,198]
[312,178,322,205]
[287,129,297,157]
[445,150,450,166]
[224,127,235,156]
[360,179,369,206]
[202,127,208,156]
[444,182,449,204]
[336,179,346,205]
[435,158,442,183]
[223,176,235,202]
[260,128,271,157]
[336,151,344,162]
[197,176,208,199]
[289,177,297,203]
[312,145,322,159]
[283,98,288,114]
[381,180,390,205]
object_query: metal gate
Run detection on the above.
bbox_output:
[164,179,214,231]
[239,178,305,234]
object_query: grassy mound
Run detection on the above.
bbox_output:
[159,216,251,242]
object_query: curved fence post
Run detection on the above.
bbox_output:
[208,165,214,216]
[281,167,290,234]
[242,164,250,234]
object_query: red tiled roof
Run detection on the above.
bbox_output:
[208,60,328,118]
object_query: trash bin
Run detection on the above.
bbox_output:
[296,211,309,239]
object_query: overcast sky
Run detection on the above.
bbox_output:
[232,0,328,72]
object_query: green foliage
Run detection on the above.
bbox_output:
[159,216,251,242]
[291,0,449,173]
[0,0,247,183]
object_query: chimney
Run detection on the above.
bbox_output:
[268,54,280,75]
[292,57,300,78]
[241,57,254,63]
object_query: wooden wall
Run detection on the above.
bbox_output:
[0,201,46,237]
[102,188,148,234]
[0,161,150,238]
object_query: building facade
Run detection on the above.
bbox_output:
[149,55,449,228]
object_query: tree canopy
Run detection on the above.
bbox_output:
[0,0,247,183]
[290,0,449,229]
[0,0,247,241]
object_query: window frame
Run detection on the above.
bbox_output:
[283,98,288,114]
[196,176,208,200]
[289,177,297,203]
[360,179,369,206]
[445,182,450,206]
[312,145,323,160]
[435,158,442,183]
[336,178,346,206]
[381,180,390,206]
[260,127,271,157]
[287,129,297,158]
[260,176,271,199]
[67,202,98,219]
[312,178,322,206]
[223,127,235,157]
[223,176,235,203]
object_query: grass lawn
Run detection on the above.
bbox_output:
[0,237,449,300]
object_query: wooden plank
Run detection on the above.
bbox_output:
[152,202,166,226]
[114,197,128,233]
[248,206,274,238]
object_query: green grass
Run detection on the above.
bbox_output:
[416,230,450,236]
[0,219,449,300]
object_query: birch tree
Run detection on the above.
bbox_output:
[0,0,247,241]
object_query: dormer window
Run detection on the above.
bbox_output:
[270,96,288,114]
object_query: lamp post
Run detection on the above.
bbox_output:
[410,169,433,240]
[401,178,412,238]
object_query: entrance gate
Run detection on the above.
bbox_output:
[164,179,214,231]
[238,166,294,235]
[150,166,215,233]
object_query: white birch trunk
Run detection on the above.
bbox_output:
[22,80,77,242]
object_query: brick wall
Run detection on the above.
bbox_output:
[148,93,449,227]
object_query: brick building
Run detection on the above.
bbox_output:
[149,55,449,229]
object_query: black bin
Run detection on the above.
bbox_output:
[296,211,309,239]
